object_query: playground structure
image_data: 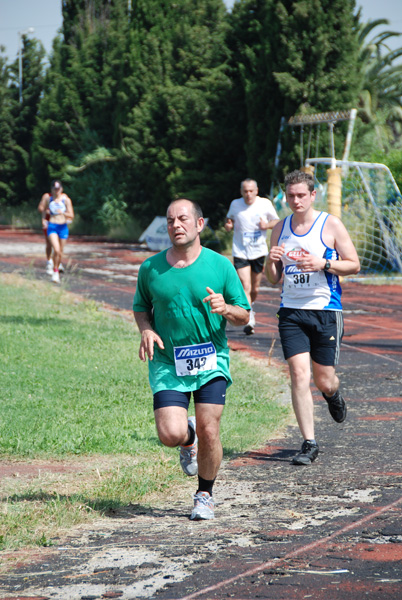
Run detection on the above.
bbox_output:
[284,110,402,274]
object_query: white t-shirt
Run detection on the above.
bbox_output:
[226,196,279,260]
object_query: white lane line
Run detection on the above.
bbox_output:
[180,495,402,600]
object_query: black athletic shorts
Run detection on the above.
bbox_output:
[277,308,344,366]
[233,255,265,274]
[153,376,227,410]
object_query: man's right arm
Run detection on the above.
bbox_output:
[265,223,285,284]
[134,311,164,362]
[224,218,234,232]
[224,201,235,232]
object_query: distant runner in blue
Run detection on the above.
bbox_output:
[38,180,74,284]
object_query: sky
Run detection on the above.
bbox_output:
[0,0,401,62]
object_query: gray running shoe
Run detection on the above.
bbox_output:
[179,416,198,476]
[190,491,215,520]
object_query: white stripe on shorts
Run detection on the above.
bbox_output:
[334,311,344,365]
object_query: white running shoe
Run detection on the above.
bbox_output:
[59,263,64,273]
[46,259,53,275]
[51,270,60,284]
[244,308,256,335]
[179,416,198,476]
[190,491,215,520]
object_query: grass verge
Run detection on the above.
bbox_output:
[0,272,292,551]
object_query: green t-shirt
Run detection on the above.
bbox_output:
[133,247,250,393]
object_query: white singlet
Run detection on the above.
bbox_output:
[48,195,67,215]
[278,211,342,310]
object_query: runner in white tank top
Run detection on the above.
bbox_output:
[266,170,360,467]
[38,180,74,283]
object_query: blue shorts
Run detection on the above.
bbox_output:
[153,376,227,411]
[47,222,69,240]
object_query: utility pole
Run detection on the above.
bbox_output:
[18,27,35,103]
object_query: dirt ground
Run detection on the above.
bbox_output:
[0,227,402,600]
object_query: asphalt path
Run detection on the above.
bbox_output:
[0,228,402,600]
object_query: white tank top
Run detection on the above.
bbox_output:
[49,195,67,215]
[278,211,342,310]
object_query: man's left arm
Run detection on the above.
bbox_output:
[260,217,280,231]
[297,216,360,276]
[329,217,361,276]
[259,198,280,230]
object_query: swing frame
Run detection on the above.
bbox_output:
[288,109,357,168]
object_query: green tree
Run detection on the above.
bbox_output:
[7,36,46,203]
[30,0,131,225]
[357,18,402,149]
[120,0,234,223]
[227,0,361,188]
[30,0,364,230]
[32,0,234,227]
[0,51,20,204]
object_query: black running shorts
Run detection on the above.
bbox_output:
[153,376,227,411]
[277,308,344,366]
[233,255,265,274]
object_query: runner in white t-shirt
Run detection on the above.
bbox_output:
[225,179,279,334]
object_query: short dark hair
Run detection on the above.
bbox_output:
[50,179,62,189]
[284,170,314,193]
[167,198,203,221]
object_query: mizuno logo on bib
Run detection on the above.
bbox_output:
[174,341,217,376]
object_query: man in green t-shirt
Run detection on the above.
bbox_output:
[133,198,250,520]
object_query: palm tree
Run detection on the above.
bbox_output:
[357,18,402,147]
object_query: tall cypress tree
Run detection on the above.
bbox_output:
[7,37,47,202]
[120,0,233,223]
[31,0,131,225]
[0,52,20,204]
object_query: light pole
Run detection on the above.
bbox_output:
[18,27,35,103]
